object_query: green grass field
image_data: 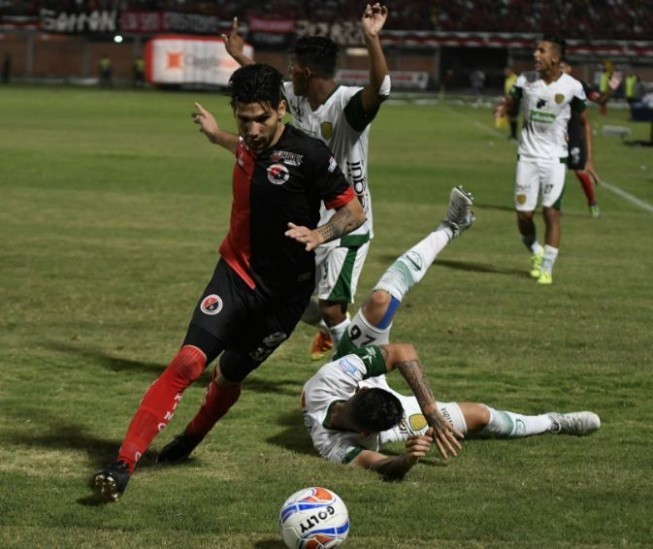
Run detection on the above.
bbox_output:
[1,85,652,548]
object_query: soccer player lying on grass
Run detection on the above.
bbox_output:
[301,187,601,480]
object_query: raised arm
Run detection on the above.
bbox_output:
[383,343,463,460]
[285,196,365,251]
[360,3,390,113]
[221,17,255,66]
[192,102,239,155]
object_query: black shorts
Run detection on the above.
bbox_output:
[186,258,312,379]
[567,124,587,171]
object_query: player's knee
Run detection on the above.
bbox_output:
[319,300,347,325]
[218,350,258,386]
[476,404,492,429]
[169,345,207,383]
[517,210,534,223]
[460,403,492,433]
[361,290,392,325]
[542,207,561,222]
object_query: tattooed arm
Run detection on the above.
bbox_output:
[381,344,463,460]
[285,196,365,251]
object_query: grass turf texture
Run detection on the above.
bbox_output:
[1,86,652,548]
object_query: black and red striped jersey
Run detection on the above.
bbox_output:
[219,124,355,297]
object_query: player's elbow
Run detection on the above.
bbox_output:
[393,343,419,365]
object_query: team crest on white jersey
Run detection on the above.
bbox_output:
[200,294,223,316]
[554,93,565,104]
[320,121,333,139]
[267,163,290,185]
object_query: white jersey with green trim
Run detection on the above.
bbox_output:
[283,81,375,240]
[301,346,387,464]
[511,72,587,160]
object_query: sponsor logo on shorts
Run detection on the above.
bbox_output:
[200,294,223,316]
[267,164,290,185]
[249,331,287,361]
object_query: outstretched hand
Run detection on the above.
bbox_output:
[361,3,388,37]
[192,102,220,143]
[285,222,324,251]
[585,163,602,186]
[426,417,464,461]
[403,435,432,466]
[221,17,245,59]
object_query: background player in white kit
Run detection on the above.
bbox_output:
[223,4,391,358]
[498,35,590,285]
[302,187,601,480]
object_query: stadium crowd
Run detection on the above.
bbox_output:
[5,0,652,40]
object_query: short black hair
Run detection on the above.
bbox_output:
[290,36,339,78]
[350,388,404,432]
[541,34,566,58]
[228,63,284,108]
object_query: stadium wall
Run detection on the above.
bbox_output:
[2,30,652,90]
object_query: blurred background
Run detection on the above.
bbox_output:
[1,0,652,97]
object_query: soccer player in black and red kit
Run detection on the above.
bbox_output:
[93,64,365,502]
[561,61,621,218]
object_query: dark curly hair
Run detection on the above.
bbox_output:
[290,36,339,78]
[350,388,404,433]
[228,63,284,108]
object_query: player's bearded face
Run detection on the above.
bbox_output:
[234,100,287,154]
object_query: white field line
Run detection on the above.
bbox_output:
[443,104,653,214]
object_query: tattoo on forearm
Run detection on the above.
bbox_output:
[398,359,437,414]
[317,223,342,243]
[316,207,356,243]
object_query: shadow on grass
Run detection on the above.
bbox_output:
[47,340,167,376]
[246,376,305,397]
[4,414,173,505]
[473,202,515,213]
[265,410,315,456]
[47,341,305,395]
[375,256,529,278]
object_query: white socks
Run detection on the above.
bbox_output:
[477,407,554,438]
[541,245,559,275]
[375,228,451,301]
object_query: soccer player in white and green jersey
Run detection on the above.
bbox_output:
[223,4,391,358]
[302,188,600,480]
[501,35,589,285]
